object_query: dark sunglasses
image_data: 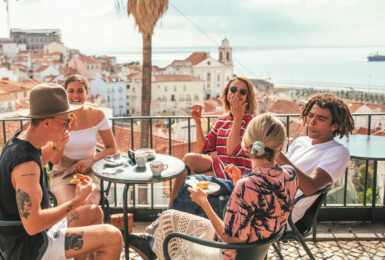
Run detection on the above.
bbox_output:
[53,117,72,129]
[230,86,248,96]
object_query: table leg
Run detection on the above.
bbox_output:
[123,184,130,260]
[371,160,377,223]
[100,180,105,211]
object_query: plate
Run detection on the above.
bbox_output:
[185,178,221,194]
[198,182,220,194]
[135,148,156,160]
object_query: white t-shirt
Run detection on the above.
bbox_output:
[63,117,111,160]
[287,136,350,224]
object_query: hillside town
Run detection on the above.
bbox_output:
[0,28,385,208]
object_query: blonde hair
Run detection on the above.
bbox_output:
[222,76,258,115]
[242,114,286,161]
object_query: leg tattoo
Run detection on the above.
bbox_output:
[65,232,84,251]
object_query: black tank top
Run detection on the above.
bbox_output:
[0,131,50,260]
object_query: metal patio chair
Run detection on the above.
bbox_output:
[273,184,332,260]
[163,226,285,260]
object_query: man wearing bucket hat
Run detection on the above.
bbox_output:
[0,83,123,260]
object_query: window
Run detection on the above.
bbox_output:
[217,74,220,82]
[164,86,167,92]
[127,84,130,90]
[171,94,175,101]
[8,102,12,110]
[194,95,199,101]
[183,85,186,91]
[207,61,211,65]
[174,86,176,91]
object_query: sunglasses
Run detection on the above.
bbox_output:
[230,86,248,96]
[53,117,72,129]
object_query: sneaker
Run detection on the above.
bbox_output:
[128,233,156,260]
[146,217,160,235]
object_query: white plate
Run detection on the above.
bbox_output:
[185,178,220,194]
[197,182,220,194]
[135,148,156,160]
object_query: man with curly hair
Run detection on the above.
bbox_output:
[276,93,355,224]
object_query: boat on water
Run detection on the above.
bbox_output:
[367,52,385,61]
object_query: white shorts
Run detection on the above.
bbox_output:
[41,218,67,260]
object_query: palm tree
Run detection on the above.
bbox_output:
[117,0,168,148]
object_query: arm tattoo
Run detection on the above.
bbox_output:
[67,211,79,224]
[65,232,84,251]
[66,204,73,213]
[16,189,32,219]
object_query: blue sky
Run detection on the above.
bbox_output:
[1,0,384,51]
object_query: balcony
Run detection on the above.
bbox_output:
[1,113,384,223]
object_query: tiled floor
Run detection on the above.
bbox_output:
[119,221,385,259]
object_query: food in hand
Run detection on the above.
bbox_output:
[192,104,204,111]
[196,180,210,190]
[70,173,88,185]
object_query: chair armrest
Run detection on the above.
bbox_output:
[163,227,284,260]
[293,184,332,205]
[0,220,22,226]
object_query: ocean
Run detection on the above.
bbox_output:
[87,46,385,93]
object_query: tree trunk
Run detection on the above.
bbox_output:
[140,33,152,148]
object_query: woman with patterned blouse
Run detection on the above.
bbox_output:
[168,76,258,208]
[129,114,298,260]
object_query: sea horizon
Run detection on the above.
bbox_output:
[84,45,385,93]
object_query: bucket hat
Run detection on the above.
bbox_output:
[18,83,82,118]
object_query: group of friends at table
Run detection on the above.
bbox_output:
[0,74,355,260]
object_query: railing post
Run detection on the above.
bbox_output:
[130,118,134,150]
[371,160,377,223]
[188,118,191,152]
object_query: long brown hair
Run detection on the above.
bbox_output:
[221,76,258,115]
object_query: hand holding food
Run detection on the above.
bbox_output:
[70,173,89,185]
[225,164,242,185]
[191,104,204,121]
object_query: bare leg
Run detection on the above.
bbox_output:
[52,183,101,206]
[65,224,123,260]
[168,153,213,208]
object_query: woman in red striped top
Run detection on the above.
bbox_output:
[168,76,258,207]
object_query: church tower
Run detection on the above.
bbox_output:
[218,37,233,66]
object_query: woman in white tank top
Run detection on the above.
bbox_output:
[45,74,117,211]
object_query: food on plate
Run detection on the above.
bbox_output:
[196,180,210,190]
[70,173,88,185]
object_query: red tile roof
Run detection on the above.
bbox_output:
[0,93,15,102]
[78,56,100,65]
[35,65,49,73]
[184,52,208,65]
[268,99,302,114]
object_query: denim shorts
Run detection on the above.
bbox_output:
[171,174,234,219]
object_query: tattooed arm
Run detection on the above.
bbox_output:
[11,160,92,235]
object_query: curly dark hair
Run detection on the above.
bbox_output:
[300,93,355,138]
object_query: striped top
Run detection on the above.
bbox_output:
[202,113,253,179]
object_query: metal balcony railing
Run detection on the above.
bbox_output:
[1,112,384,221]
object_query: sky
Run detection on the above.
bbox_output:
[0,0,385,52]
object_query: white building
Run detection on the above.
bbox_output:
[2,42,19,58]
[33,65,59,81]
[157,38,233,99]
[89,75,127,116]
[126,74,205,116]
[44,41,69,64]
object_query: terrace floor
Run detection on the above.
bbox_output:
[122,221,385,259]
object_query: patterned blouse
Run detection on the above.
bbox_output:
[202,113,253,179]
[219,165,298,260]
